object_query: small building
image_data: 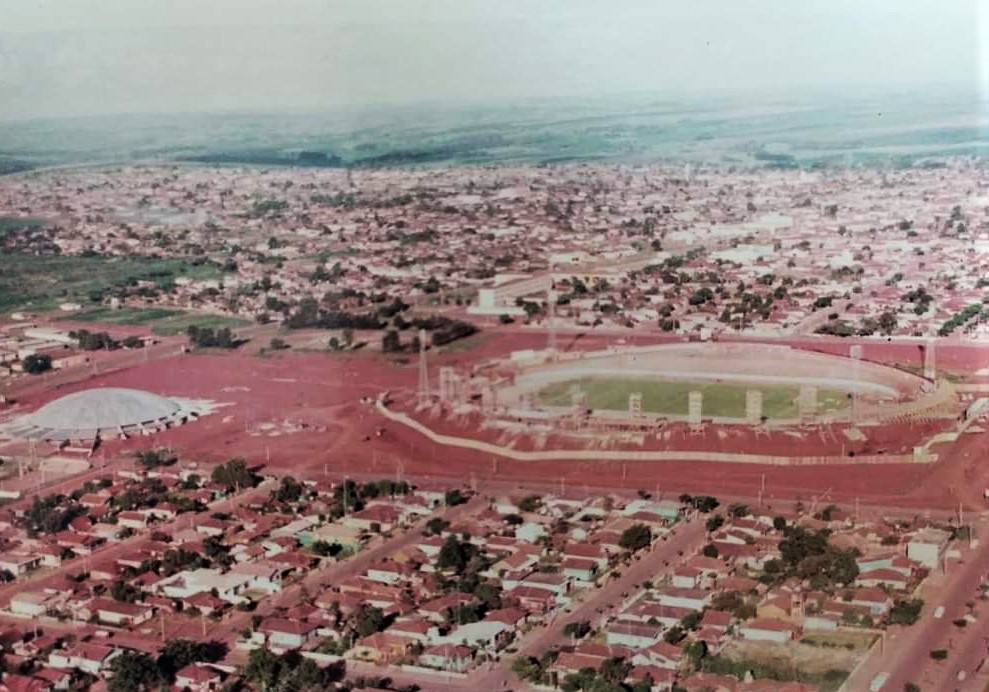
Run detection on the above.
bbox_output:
[420,644,473,672]
[907,528,950,568]
[256,618,318,651]
[738,618,800,643]
[174,663,224,692]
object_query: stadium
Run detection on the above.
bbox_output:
[379,340,960,465]
[496,342,941,425]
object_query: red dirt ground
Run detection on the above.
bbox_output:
[3,334,987,511]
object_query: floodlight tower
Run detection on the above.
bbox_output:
[923,336,936,382]
[417,328,430,407]
[547,289,558,355]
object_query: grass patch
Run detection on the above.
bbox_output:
[0,216,47,237]
[537,377,848,419]
[801,632,877,652]
[64,305,248,336]
[67,306,183,325]
[0,253,221,315]
[150,313,250,336]
[704,651,850,692]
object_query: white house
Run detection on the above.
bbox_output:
[907,528,950,568]
[738,618,800,643]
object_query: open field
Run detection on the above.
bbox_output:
[537,376,849,418]
[0,253,222,314]
[713,636,877,692]
[62,306,249,335]
[148,312,250,336]
[68,306,183,325]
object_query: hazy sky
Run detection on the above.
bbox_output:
[0,0,986,119]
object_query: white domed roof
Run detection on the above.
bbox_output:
[27,387,181,432]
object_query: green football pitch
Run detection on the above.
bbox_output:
[536,377,849,419]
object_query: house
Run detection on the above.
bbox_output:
[654,587,711,611]
[515,522,548,544]
[757,595,795,621]
[343,505,400,533]
[229,561,285,594]
[553,652,611,678]
[484,607,528,629]
[699,609,732,632]
[630,641,684,670]
[850,588,892,616]
[0,673,52,692]
[174,663,224,691]
[349,632,410,664]
[907,528,950,568]
[520,572,571,596]
[154,568,253,604]
[386,618,438,643]
[256,618,318,651]
[90,598,154,627]
[9,592,56,618]
[738,618,800,643]
[803,614,840,631]
[0,554,41,577]
[184,592,227,617]
[561,558,597,583]
[855,568,909,590]
[627,666,677,692]
[606,621,662,649]
[505,585,556,613]
[48,643,120,674]
[420,644,473,672]
[623,602,693,627]
[672,567,701,589]
[441,619,513,650]
[116,511,149,531]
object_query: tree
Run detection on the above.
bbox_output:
[425,517,449,536]
[22,353,52,375]
[599,657,632,684]
[727,503,749,518]
[110,579,140,603]
[275,476,304,503]
[702,543,719,558]
[930,649,948,661]
[437,535,476,573]
[619,524,652,553]
[108,651,163,692]
[511,656,543,682]
[157,639,227,680]
[705,514,725,533]
[888,599,924,626]
[444,489,467,506]
[685,640,708,668]
[692,496,720,513]
[663,625,687,644]
[680,611,702,631]
[517,495,542,513]
[772,516,787,531]
[474,581,503,609]
[211,458,259,490]
[563,620,592,639]
[904,684,920,692]
[243,647,282,691]
[351,604,386,637]
[381,329,402,353]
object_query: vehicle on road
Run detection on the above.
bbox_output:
[935,605,945,619]
[869,672,889,691]
[869,673,889,692]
